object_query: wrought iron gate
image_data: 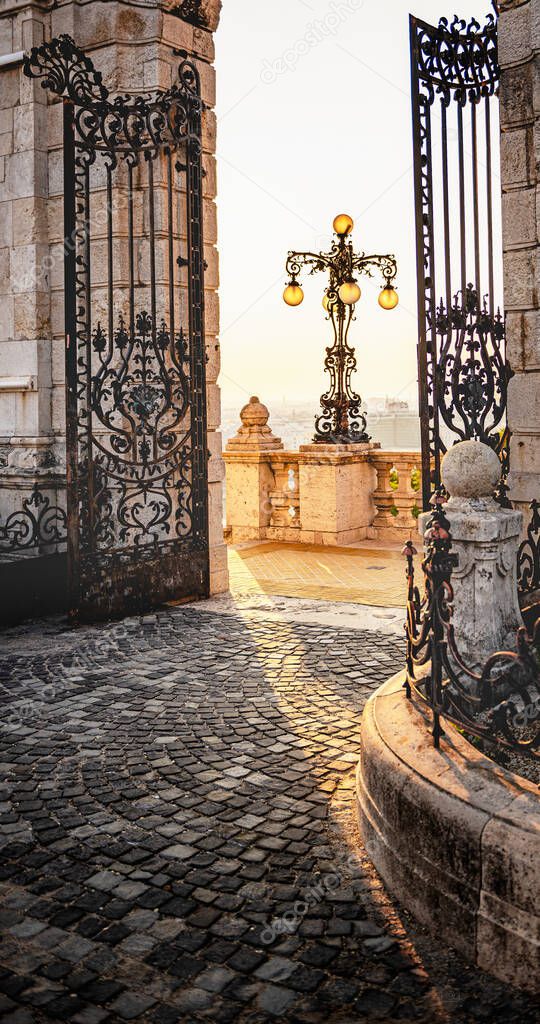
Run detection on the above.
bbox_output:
[22,36,210,620]
[410,12,511,510]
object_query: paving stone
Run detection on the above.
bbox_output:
[257,983,297,1016]
[8,919,46,939]
[170,986,214,1012]
[56,935,96,964]
[228,948,266,974]
[86,870,120,892]
[364,934,397,953]
[255,957,296,983]
[109,991,157,1019]
[195,966,236,993]
[0,606,537,1024]
[72,1008,109,1024]
[161,844,197,861]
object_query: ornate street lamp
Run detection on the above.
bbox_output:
[283,214,399,444]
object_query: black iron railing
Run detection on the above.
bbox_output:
[403,495,540,761]
[0,484,67,557]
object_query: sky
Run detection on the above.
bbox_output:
[214,0,496,412]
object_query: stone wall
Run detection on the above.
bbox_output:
[499,0,540,514]
[0,0,228,595]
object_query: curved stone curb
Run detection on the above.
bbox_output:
[356,671,540,994]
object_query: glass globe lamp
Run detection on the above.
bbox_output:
[333,213,354,237]
[283,282,304,307]
[338,279,361,305]
[378,285,399,310]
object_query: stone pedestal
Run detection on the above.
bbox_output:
[297,444,377,546]
[420,441,523,665]
[224,396,287,542]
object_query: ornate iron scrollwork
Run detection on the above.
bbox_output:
[0,485,67,555]
[24,35,203,156]
[433,283,511,460]
[518,500,540,597]
[23,37,209,618]
[86,311,193,548]
[404,498,540,761]
[170,1,209,27]
[414,14,499,104]
[411,13,505,509]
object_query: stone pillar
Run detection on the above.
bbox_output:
[224,397,285,542]
[499,0,540,514]
[297,443,377,546]
[0,5,56,513]
[0,0,228,595]
[420,441,523,666]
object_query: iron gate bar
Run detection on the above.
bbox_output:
[410,13,508,510]
[63,97,80,611]
[23,36,210,620]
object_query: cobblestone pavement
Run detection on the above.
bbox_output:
[0,606,536,1024]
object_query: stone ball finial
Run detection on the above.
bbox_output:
[441,440,501,500]
[240,396,270,429]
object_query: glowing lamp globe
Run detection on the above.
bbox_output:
[338,280,361,305]
[322,294,330,311]
[378,285,399,310]
[283,282,304,307]
[333,213,354,237]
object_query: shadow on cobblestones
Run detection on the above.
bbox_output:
[0,607,537,1023]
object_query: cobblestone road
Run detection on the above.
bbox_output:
[0,607,536,1024]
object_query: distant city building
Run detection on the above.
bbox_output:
[222,398,421,452]
[367,397,421,451]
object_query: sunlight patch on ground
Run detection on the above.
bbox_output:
[227,542,406,608]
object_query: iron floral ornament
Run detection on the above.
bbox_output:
[404,496,540,761]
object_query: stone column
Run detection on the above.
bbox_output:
[0,5,56,517]
[420,441,523,666]
[0,0,228,595]
[224,396,285,543]
[499,0,540,514]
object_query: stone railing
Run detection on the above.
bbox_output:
[224,397,422,546]
[266,454,301,539]
[371,450,422,542]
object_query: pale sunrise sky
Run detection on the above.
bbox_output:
[215,0,498,412]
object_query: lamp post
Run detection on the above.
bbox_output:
[283,214,399,444]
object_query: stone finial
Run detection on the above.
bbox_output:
[226,397,284,452]
[441,440,501,506]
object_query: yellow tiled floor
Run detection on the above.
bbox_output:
[227,542,406,608]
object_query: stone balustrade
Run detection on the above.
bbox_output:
[371,450,423,542]
[224,398,423,546]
